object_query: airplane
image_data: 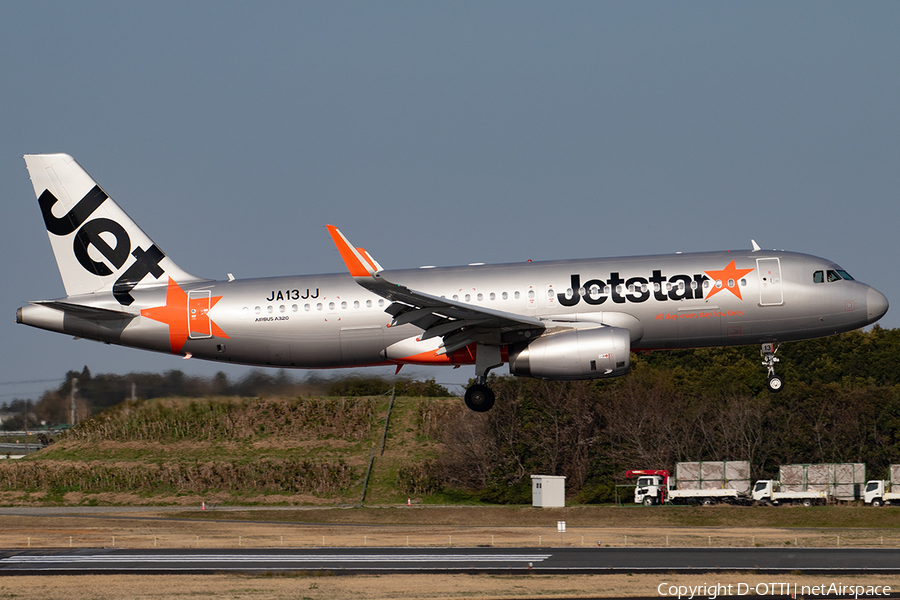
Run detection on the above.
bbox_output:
[17,154,889,412]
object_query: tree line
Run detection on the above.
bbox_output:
[425,327,900,503]
[5,327,899,505]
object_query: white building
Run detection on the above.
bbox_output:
[531,475,566,507]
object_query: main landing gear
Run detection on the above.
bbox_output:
[464,343,501,412]
[464,382,495,412]
[761,342,784,393]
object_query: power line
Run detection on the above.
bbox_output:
[0,378,64,386]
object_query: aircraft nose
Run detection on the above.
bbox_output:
[866,286,889,323]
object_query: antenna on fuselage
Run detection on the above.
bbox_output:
[751,239,761,252]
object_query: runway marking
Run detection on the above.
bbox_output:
[1,553,552,565]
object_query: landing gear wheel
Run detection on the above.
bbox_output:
[766,375,784,393]
[464,384,495,412]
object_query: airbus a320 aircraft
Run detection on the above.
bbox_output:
[17,154,889,411]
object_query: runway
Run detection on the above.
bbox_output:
[1,546,898,575]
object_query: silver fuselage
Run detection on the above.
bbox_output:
[17,249,887,372]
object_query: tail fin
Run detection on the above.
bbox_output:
[24,153,205,305]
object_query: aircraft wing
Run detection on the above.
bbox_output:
[327,226,545,354]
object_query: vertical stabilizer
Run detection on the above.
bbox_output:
[24,153,205,305]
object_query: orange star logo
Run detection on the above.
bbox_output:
[704,260,754,300]
[141,278,229,353]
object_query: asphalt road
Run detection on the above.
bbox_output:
[1,546,898,575]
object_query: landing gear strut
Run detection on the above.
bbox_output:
[463,343,501,412]
[761,342,783,393]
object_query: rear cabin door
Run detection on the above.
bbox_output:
[188,290,212,339]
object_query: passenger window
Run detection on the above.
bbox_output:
[813,271,824,283]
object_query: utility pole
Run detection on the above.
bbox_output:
[70,377,78,427]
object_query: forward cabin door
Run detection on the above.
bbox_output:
[757,258,784,306]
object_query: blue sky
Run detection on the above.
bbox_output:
[2,2,898,403]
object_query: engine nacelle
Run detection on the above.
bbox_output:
[507,326,631,380]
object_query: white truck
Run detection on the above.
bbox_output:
[864,481,900,506]
[752,479,828,506]
[864,465,900,506]
[627,469,749,506]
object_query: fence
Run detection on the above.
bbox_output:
[4,531,898,549]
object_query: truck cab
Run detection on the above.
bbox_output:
[865,480,893,506]
[634,475,665,506]
[752,480,775,503]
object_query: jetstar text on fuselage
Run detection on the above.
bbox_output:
[557,264,752,306]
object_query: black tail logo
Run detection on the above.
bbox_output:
[39,186,166,305]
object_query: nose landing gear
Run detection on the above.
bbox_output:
[761,342,783,393]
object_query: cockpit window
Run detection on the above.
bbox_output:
[836,269,854,281]
[818,268,854,283]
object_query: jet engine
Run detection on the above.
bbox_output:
[507,326,631,380]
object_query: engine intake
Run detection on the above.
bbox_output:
[508,326,631,380]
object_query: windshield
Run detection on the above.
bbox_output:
[816,268,855,283]
[754,481,768,492]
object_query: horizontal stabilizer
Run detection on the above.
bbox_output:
[30,301,137,322]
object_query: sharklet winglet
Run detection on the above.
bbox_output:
[326,225,379,278]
